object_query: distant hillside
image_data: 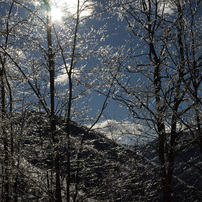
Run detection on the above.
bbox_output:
[3,111,201,201]
[15,111,136,201]
[137,133,202,201]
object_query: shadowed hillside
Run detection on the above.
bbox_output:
[1,111,201,201]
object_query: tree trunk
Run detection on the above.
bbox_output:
[46,11,62,202]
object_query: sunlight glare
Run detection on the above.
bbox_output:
[50,0,93,22]
[51,7,63,22]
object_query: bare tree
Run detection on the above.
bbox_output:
[0,1,16,200]
[105,0,202,200]
[1,0,114,201]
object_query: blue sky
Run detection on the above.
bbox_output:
[1,0,201,144]
[0,0,150,146]
[0,1,130,120]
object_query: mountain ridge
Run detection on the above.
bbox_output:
[1,110,201,201]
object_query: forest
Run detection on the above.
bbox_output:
[0,0,201,201]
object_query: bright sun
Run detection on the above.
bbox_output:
[51,7,63,22]
[49,0,93,22]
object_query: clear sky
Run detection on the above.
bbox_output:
[2,0,200,144]
[0,1,133,121]
[0,0,147,145]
